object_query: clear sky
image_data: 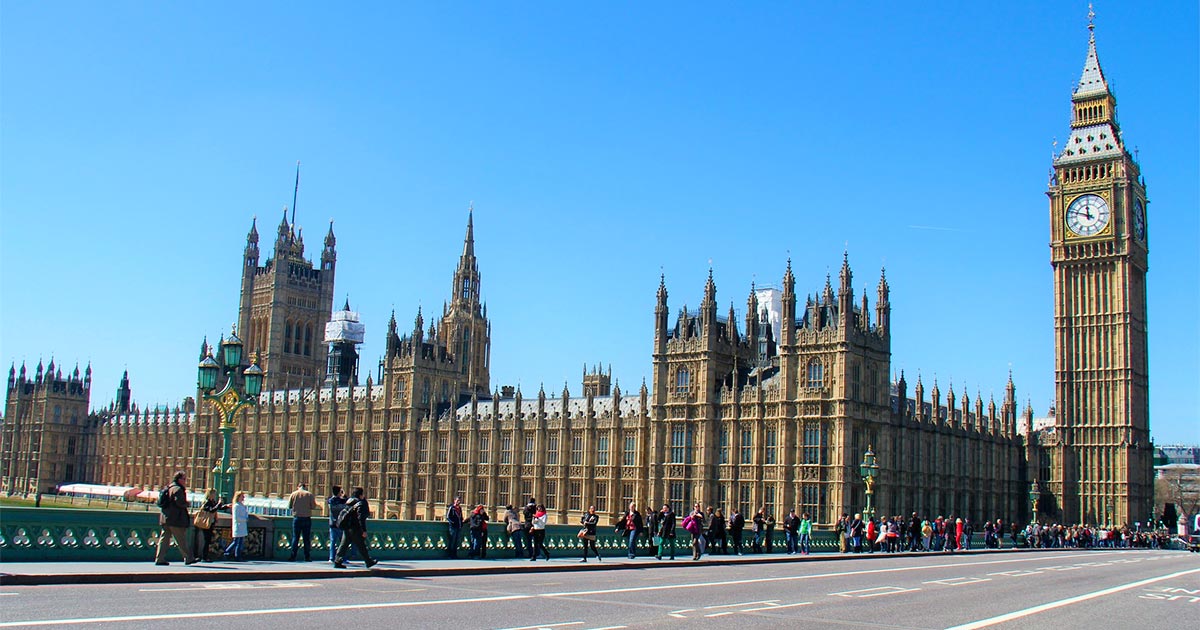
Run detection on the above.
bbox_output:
[1,2,1196,444]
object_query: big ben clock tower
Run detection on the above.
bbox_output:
[1046,10,1151,527]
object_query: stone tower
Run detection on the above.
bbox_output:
[437,208,491,400]
[2,360,96,494]
[1045,14,1152,526]
[236,209,337,391]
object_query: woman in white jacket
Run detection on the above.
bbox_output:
[223,492,249,561]
[529,504,550,561]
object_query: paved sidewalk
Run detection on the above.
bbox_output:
[0,547,1058,586]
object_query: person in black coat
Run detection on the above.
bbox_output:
[656,504,676,560]
[728,507,746,555]
[333,487,378,569]
[709,508,728,554]
[580,505,601,562]
[645,508,660,555]
[445,496,464,558]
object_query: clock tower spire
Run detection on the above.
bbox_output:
[1045,8,1151,528]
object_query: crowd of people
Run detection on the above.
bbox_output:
[151,470,1186,569]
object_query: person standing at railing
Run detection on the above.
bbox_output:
[529,504,551,561]
[223,492,248,561]
[446,496,464,559]
[154,471,197,566]
[286,482,318,562]
[192,488,226,562]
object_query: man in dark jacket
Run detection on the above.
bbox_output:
[333,487,378,569]
[446,496,464,558]
[645,507,660,555]
[656,504,676,560]
[522,498,537,559]
[620,502,644,559]
[783,509,801,554]
[728,507,745,555]
[154,471,197,566]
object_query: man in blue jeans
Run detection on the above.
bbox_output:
[621,502,644,559]
[783,508,800,554]
[327,486,347,562]
[445,497,464,558]
[287,482,318,561]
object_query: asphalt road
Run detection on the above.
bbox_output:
[1,550,1197,629]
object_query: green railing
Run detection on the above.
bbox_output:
[0,507,892,563]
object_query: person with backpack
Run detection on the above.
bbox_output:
[327,486,347,562]
[445,496,464,559]
[333,487,378,569]
[154,470,198,566]
[467,504,489,559]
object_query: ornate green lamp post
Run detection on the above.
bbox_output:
[859,445,880,522]
[197,328,263,502]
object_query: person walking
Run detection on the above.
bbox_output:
[154,470,197,566]
[728,507,745,555]
[223,492,249,561]
[620,502,643,559]
[765,511,776,553]
[702,506,715,553]
[580,505,601,562]
[191,488,224,562]
[709,508,728,554]
[656,504,676,560]
[849,513,865,552]
[287,482,318,562]
[522,497,537,559]
[683,510,703,560]
[751,508,766,553]
[504,504,527,558]
[467,504,489,559]
[798,512,812,555]
[445,496,464,559]
[333,487,378,569]
[327,486,347,562]
[529,504,550,561]
[783,509,800,554]
[645,505,660,555]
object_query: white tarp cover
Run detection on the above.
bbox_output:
[325,310,365,343]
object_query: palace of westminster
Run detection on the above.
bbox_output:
[1,21,1153,528]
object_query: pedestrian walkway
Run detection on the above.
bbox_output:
[0,547,1061,586]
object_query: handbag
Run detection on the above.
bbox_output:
[193,510,215,530]
[577,528,588,539]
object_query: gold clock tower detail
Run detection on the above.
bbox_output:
[1046,13,1151,526]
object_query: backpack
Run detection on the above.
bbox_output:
[335,499,360,530]
[329,500,348,526]
[157,485,172,509]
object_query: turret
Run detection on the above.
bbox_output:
[245,217,260,268]
[655,274,669,348]
[781,259,796,346]
[745,284,760,352]
[839,252,854,329]
[322,220,337,271]
[701,267,718,332]
[876,267,890,334]
[914,373,925,422]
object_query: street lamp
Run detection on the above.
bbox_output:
[1028,479,1039,525]
[859,445,879,522]
[197,327,263,502]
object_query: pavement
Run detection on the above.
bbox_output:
[2,546,1069,586]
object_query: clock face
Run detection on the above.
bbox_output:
[1066,194,1111,237]
[1133,200,1146,241]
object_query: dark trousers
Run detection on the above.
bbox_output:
[335,528,372,565]
[468,529,488,558]
[731,531,743,554]
[510,529,527,558]
[192,526,216,561]
[531,529,550,559]
[290,516,312,560]
[582,537,600,560]
[447,526,462,558]
[712,532,728,554]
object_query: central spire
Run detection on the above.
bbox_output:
[462,203,475,259]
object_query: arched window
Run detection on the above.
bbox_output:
[460,329,470,375]
[304,324,313,357]
[807,359,824,388]
[421,378,431,405]
[675,367,690,395]
[284,321,293,354]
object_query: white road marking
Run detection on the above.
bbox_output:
[987,570,1041,577]
[923,577,991,586]
[496,623,582,630]
[704,611,735,617]
[831,586,919,598]
[0,552,1107,627]
[743,601,812,612]
[702,600,776,609]
[945,567,1200,630]
[139,582,317,592]
[582,626,627,630]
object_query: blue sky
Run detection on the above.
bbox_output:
[1,2,1196,444]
